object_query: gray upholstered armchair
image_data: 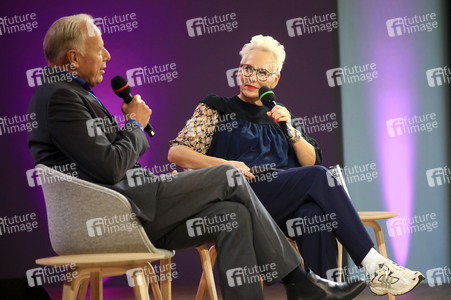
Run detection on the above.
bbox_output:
[34,164,175,300]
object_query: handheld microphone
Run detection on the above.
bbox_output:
[111,76,155,137]
[259,86,288,135]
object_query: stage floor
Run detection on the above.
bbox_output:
[46,283,451,299]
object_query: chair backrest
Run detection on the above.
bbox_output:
[328,164,351,198]
[36,164,174,258]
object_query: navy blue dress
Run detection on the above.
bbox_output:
[203,94,321,169]
[202,95,374,277]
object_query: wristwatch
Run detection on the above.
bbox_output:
[287,125,302,144]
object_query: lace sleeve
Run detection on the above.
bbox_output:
[169,103,219,155]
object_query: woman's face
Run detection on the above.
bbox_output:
[238,49,280,103]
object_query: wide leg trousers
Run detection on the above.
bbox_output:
[142,164,302,300]
[250,166,374,277]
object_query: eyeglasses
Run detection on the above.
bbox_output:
[239,64,277,81]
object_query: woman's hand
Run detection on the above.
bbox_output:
[266,105,291,125]
[226,160,255,180]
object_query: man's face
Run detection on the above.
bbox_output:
[76,24,111,87]
[237,49,280,100]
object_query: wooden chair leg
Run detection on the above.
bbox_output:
[195,246,208,300]
[363,220,395,300]
[288,238,305,269]
[196,240,306,299]
[362,220,388,257]
[90,271,103,300]
[196,245,218,300]
[62,269,90,300]
[160,259,172,300]
[77,277,90,300]
[131,270,150,300]
[337,240,343,282]
[62,276,80,300]
[143,263,162,300]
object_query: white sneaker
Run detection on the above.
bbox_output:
[368,258,424,296]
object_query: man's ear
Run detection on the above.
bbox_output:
[270,74,280,89]
[66,49,79,69]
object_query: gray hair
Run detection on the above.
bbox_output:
[43,14,95,65]
[239,35,286,74]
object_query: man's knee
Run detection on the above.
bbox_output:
[218,201,251,225]
[208,164,250,194]
[207,201,252,237]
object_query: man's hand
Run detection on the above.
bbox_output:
[121,95,151,129]
[226,160,255,180]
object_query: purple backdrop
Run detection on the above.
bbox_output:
[0,0,342,288]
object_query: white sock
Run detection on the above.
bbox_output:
[361,248,386,275]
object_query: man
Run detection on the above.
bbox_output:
[27,14,366,299]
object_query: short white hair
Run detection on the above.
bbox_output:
[43,14,94,65]
[239,35,286,73]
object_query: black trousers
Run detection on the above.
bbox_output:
[250,165,374,277]
[142,164,302,300]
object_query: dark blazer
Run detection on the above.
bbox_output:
[27,69,158,221]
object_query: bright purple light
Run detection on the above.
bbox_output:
[371,58,416,266]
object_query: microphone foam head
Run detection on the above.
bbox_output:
[258,86,276,107]
[111,76,132,101]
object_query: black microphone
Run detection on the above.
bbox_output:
[111,75,155,137]
[259,86,288,135]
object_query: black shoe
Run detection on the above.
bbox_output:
[283,270,367,300]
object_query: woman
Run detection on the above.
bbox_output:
[168,35,424,296]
